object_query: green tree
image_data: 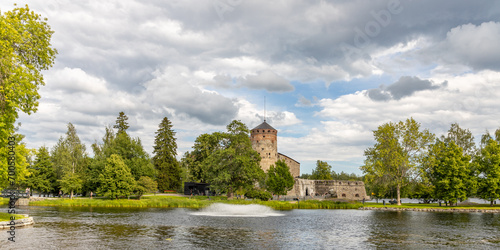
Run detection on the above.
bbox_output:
[92,113,156,181]
[426,140,475,205]
[0,6,55,191]
[187,120,264,198]
[52,123,87,199]
[442,123,475,156]
[153,117,181,192]
[24,146,55,195]
[113,111,129,134]
[362,118,434,205]
[299,173,312,179]
[311,160,333,180]
[475,138,500,206]
[266,160,295,196]
[135,176,158,199]
[97,154,135,199]
[0,134,30,189]
[0,5,57,145]
[85,126,116,194]
[184,132,226,183]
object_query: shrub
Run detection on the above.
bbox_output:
[245,189,272,201]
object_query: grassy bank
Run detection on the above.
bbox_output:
[0,212,28,222]
[0,198,9,206]
[28,196,363,210]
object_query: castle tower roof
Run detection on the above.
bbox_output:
[252,121,276,131]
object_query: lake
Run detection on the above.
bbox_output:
[2,204,500,249]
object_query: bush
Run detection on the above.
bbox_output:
[245,189,272,201]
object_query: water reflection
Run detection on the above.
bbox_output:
[3,206,500,249]
[366,211,500,248]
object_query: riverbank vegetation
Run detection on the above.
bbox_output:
[27,196,363,210]
[362,120,500,207]
[363,202,500,211]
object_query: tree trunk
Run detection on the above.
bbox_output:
[70,190,74,199]
[491,200,494,207]
[397,183,401,206]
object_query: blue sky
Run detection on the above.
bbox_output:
[2,0,500,175]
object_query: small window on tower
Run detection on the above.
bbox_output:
[263,136,265,138]
[268,130,270,132]
[262,148,264,151]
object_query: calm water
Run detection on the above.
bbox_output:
[2,205,500,249]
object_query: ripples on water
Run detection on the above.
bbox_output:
[4,206,500,249]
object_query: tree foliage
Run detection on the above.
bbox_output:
[311,160,333,180]
[92,113,156,182]
[52,123,87,198]
[113,111,129,134]
[24,146,55,194]
[266,160,295,196]
[0,5,57,144]
[135,176,157,199]
[442,123,475,156]
[425,140,475,205]
[475,138,500,206]
[362,118,434,205]
[97,154,135,199]
[184,120,264,198]
[153,117,181,191]
[0,134,30,189]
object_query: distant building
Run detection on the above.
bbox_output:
[250,120,368,200]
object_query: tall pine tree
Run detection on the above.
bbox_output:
[153,117,181,192]
[113,111,129,134]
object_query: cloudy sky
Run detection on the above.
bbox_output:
[2,0,500,175]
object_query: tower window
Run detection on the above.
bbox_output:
[268,130,270,132]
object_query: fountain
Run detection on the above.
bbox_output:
[191,203,284,217]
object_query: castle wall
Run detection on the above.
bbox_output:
[287,178,315,197]
[314,180,368,200]
[278,153,300,178]
[287,179,368,200]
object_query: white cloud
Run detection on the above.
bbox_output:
[439,22,500,70]
[143,66,238,125]
[240,70,294,92]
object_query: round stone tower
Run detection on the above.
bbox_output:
[250,121,278,172]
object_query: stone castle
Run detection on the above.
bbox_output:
[250,121,368,200]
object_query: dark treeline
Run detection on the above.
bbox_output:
[299,160,363,182]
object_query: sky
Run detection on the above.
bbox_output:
[2,0,500,175]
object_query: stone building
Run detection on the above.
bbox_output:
[250,121,300,177]
[250,120,368,200]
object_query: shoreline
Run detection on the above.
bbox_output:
[0,215,34,229]
[359,206,500,213]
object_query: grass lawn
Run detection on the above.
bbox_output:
[0,212,28,222]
